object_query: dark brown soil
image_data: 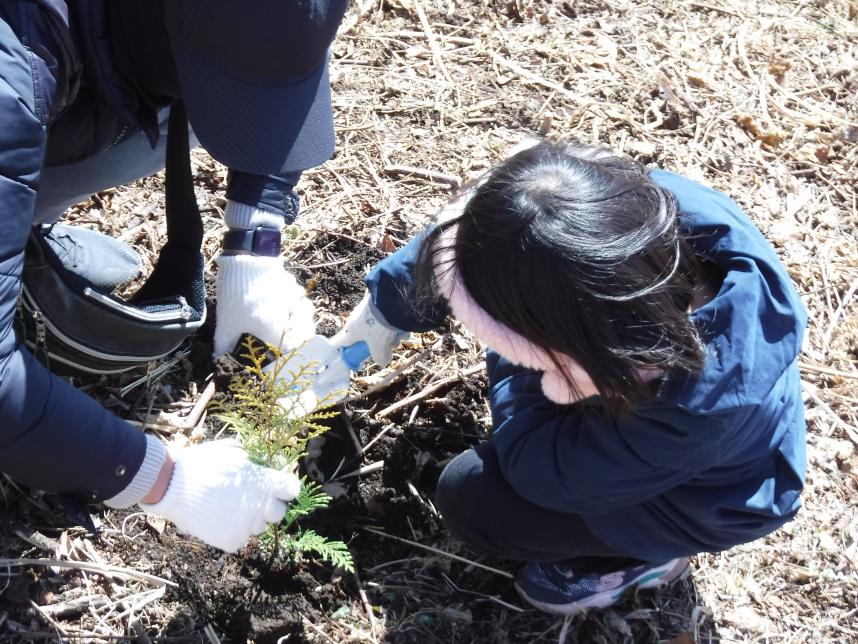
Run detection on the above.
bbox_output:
[292,231,387,336]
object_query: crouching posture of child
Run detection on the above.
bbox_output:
[332,141,807,614]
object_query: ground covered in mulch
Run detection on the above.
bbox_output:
[2,0,857,642]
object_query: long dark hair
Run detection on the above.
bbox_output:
[414,140,705,414]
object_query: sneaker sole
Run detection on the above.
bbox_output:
[515,558,691,616]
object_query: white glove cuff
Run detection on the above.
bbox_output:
[137,447,200,522]
[104,435,168,509]
[224,200,286,231]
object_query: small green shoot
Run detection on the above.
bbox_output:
[214,336,353,572]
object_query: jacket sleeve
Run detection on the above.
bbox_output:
[487,353,724,515]
[0,16,146,501]
[365,225,450,332]
[226,169,303,223]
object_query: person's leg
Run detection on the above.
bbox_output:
[435,440,690,615]
[435,440,636,566]
[33,108,200,288]
[34,108,199,224]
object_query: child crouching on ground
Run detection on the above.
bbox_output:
[332,140,807,614]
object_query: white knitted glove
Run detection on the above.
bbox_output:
[139,439,300,553]
[330,293,409,368]
[214,254,316,358]
[272,334,351,416]
[214,200,316,358]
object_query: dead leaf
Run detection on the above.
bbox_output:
[758,132,786,146]
[736,113,762,137]
[687,72,711,89]
[735,113,786,146]
[147,516,167,535]
[380,234,397,253]
[669,634,696,644]
[768,57,791,77]
[785,564,817,584]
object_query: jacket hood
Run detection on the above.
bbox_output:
[650,170,807,415]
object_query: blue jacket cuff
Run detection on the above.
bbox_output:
[226,169,302,223]
[103,435,168,508]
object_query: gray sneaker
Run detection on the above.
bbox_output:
[42,224,142,291]
[515,557,691,615]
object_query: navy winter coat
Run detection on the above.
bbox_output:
[0,1,298,501]
[366,170,807,560]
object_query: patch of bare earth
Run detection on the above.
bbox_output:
[1,1,856,642]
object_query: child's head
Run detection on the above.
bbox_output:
[417,140,705,413]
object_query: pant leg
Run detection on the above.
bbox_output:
[435,440,639,567]
[34,108,199,224]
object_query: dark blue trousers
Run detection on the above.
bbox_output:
[435,440,640,568]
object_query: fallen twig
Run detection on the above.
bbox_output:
[345,340,442,405]
[12,525,59,554]
[342,410,364,454]
[28,600,68,639]
[113,586,167,621]
[439,572,525,612]
[301,615,339,644]
[384,165,461,188]
[412,0,452,83]
[119,350,191,397]
[38,594,110,618]
[129,380,215,434]
[802,381,858,445]
[375,363,484,419]
[822,277,858,353]
[353,567,381,643]
[361,526,514,579]
[334,460,385,481]
[202,623,223,644]
[0,558,177,588]
[799,362,858,380]
[358,362,484,457]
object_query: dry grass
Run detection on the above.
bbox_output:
[1,0,856,642]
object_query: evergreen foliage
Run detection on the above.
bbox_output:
[214,337,353,572]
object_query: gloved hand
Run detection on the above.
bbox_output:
[273,334,351,416]
[216,256,351,411]
[329,292,409,370]
[139,439,300,553]
[214,254,316,358]
[214,199,317,358]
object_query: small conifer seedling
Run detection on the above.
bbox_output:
[214,336,354,572]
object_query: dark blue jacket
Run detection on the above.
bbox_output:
[366,170,807,560]
[0,0,299,501]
